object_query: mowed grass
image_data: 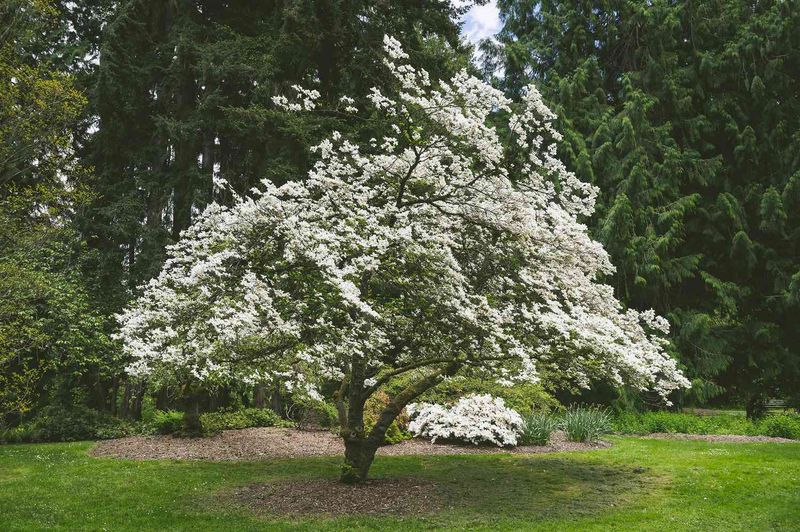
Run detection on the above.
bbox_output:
[0,437,798,531]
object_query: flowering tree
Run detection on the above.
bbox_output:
[117,36,689,482]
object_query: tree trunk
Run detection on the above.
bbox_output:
[131,381,144,420]
[181,386,202,436]
[156,386,170,410]
[270,386,285,416]
[120,381,131,418]
[336,361,462,483]
[341,436,379,484]
[254,384,267,409]
[746,393,766,420]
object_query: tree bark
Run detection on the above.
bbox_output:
[120,381,131,418]
[341,435,380,484]
[131,381,143,420]
[181,385,203,436]
[254,384,266,409]
[337,361,462,483]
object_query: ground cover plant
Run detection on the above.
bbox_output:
[613,411,800,440]
[1,437,799,530]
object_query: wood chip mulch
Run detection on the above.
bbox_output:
[89,427,610,461]
[232,477,445,517]
[643,432,798,443]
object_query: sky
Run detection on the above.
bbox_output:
[460,1,501,45]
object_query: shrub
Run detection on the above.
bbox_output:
[0,425,34,444]
[758,414,800,439]
[150,410,184,435]
[287,398,339,430]
[200,407,290,434]
[519,412,559,445]
[407,394,523,447]
[1,405,134,443]
[562,406,611,442]
[364,391,411,445]
[415,377,560,414]
[610,410,796,438]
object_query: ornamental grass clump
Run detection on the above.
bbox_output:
[562,406,611,442]
[407,394,523,447]
[519,411,559,445]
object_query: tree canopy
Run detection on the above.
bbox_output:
[118,37,688,481]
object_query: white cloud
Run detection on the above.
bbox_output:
[460,1,500,45]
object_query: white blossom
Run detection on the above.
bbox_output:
[407,395,523,447]
[116,36,689,404]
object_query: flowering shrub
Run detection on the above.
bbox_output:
[407,394,523,447]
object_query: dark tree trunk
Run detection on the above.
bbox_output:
[337,361,462,483]
[181,386,202,436]
[746,393,767,420]
[341,436,379,484]
[111,378,120,416]
[156,386,170,410]
[131,381,144,420]
[120,381,131,418]
[254,384,267,409]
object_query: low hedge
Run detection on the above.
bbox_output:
[200,407,293,434]
[612,411,800,439]
[148,407,293,436]
[1,405,137,443]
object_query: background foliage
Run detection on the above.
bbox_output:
[484,0,800,413]
[1,0,798,437]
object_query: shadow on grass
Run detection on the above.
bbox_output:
[228,454,663,522]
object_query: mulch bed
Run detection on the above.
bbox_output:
[643,432,798,443]
[89,427,609,461]
[232,477,445,517]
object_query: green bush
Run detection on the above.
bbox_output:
[562,406,612,442]
[758,414,800,439]
[150,410,184,435]
[611,411,800,440]
[0,405,134,443]
[365,391,411,445]
[415,377,560,414]
[200,407,291,434]
[0,425,34,443]
[519,412,559,445]
[288,398,339,430]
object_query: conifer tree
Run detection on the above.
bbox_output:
[82,0,473,313]
[487,0,800,411]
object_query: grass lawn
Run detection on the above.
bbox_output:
[0,436,798,531]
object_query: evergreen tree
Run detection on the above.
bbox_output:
[487,0,800,411]
[81,0,472,313]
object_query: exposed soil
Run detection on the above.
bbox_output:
[232,477,445,517]
[89,427,609,461]
[643,432,798,443]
